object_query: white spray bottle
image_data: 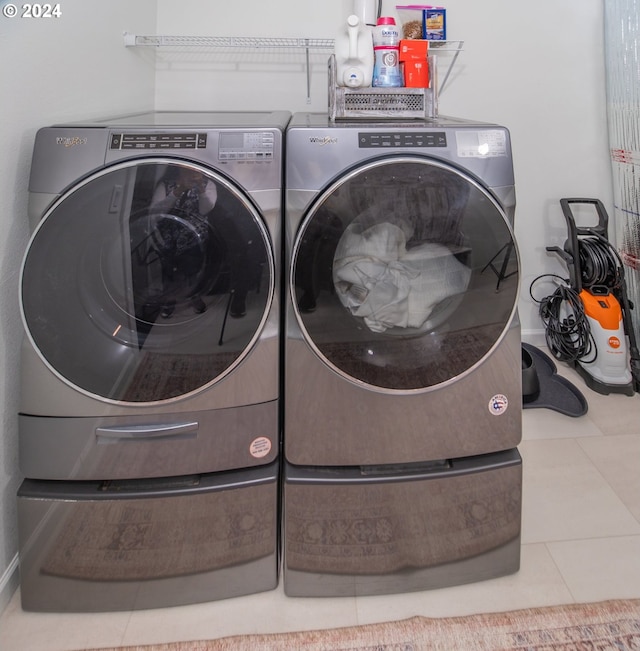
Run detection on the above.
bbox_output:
[334,14,374,87]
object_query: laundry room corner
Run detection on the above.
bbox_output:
[0,0,157,612]
[1,0,633,630]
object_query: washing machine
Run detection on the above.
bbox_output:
[17,111,290,611]
[283,112,522,597]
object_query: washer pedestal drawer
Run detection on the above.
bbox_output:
[17,461,279,612]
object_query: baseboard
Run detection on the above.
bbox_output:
[0,554,20,615]
[521,329,546,348]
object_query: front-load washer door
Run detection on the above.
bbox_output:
[290,156,519,392]
[21,159,274,403]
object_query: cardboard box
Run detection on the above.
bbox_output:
[425,8,446,41]
[403,61,429,87]
[400,39,429,61]
[399,40,429,87]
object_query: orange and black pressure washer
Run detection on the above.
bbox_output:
[543,198,639,395]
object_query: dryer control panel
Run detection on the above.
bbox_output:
[358,132,447,148]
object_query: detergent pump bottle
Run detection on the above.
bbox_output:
[372,17,403,87]
[335,14,374,88]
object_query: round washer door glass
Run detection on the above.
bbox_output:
[21,160,274,402]
[292,157,519,391]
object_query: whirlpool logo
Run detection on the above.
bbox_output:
[56,136,88,148]
[309,136,338,146]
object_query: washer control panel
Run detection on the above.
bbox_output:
[108,130,277,162]
[109,132,208,150]
[218,131,275,161]
[358,132,447,148]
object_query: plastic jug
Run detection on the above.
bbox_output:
[352,0,377,27]
[335,14,374,88]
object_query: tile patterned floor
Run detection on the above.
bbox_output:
[1,351,639,651]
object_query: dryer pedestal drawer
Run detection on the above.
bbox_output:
[17,462,278,612]
[283,451,521,597]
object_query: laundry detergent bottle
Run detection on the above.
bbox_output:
[353,0,377,27]
[335,14,374,88]
[372,17,403,87]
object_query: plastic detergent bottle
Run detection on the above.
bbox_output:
[352,0,377,28]
[372,17,403,87]
[335,14,374,88]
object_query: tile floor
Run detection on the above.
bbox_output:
[1,351,639,651]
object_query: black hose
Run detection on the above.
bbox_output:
[530,275,594,364]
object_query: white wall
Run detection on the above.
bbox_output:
[0,0,157,610]
[154,0,613,340]
[152,0,350,113]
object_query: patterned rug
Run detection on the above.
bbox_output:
[83,599,640,650]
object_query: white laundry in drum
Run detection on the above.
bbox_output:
[333,221,471,333]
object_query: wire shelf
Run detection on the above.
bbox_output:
[123,34,463,105]
[124,34,335,49]
[123,34,462,52]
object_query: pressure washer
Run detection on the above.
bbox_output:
[540,198,639,396]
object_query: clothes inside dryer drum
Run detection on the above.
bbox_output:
[292,158,519,391]
[21,160,274,403]
[333,219,471,333]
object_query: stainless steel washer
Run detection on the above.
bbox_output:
[17,111,290,611]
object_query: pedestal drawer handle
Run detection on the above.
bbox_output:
[96,422,199,442]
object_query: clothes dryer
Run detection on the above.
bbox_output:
[283,113,522,596]
[17,111,289,611]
